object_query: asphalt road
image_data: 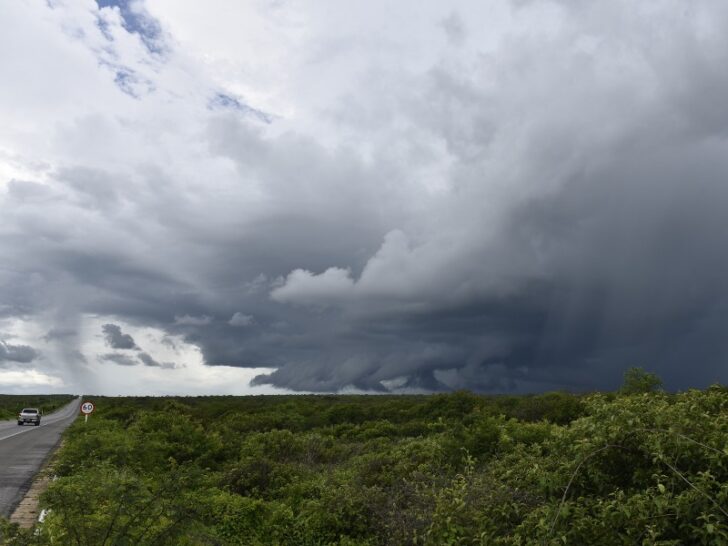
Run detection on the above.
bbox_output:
[0,397,81,517]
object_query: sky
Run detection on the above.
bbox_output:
[1,0,727,395]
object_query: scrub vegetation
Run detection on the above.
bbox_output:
[1,371,727,545]
[0,395,75,421]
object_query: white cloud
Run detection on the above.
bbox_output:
[271,267,355,306]
[0,369,63,388]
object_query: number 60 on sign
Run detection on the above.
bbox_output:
[81,401,95,422]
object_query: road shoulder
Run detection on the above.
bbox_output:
[10,467,51,528]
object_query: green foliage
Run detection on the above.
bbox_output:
[39,463,209,545]
[3,386,727,545]
[619,366,663,395]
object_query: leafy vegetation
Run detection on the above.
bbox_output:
[0,394,75,421]
[1,384,727,545]
[619,367,663,395]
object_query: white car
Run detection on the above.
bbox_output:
[17,408,42,426]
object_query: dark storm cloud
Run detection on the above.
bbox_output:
[3,0,728,394]
[138,352,176,369]
[100,353,138,366]
[102,324,138,350]
[250,1,728,392]
[0,341,39,364]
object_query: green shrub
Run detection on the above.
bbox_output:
[619,366,663,395]
[8,386,725,545]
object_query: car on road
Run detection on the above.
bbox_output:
[17,408,42,426]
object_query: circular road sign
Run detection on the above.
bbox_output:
[80,401,95,415]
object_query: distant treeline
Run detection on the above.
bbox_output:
[1,375,727,544]
[0,395,75,421]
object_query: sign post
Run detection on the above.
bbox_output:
[80,401,95,423]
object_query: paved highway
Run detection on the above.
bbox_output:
[0,397,81,517]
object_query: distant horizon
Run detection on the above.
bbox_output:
[3,377,726,398]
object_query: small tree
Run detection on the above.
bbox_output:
[619,367,663,394]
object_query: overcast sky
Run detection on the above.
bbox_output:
[1,0,727,395]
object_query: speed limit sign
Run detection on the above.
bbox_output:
[80,401,95,415]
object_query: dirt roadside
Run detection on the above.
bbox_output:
[9,441,62,529]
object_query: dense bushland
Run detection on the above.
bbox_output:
[0,395,75,420]
[1,383,726,545]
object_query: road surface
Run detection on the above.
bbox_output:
[0,397,81,517]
